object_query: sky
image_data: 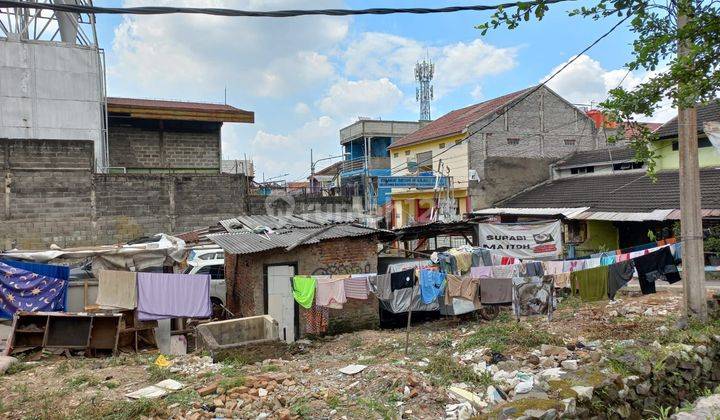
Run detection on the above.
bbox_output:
[92,0,676,181]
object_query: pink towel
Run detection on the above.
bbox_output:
[344,275,369,300]
[315,276,347,309]
[470,266,493,279]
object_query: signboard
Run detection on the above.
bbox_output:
[477,221,562,259]
[377,176,449,189]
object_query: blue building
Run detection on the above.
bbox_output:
[339,119,427,211]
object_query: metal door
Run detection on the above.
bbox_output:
[266,265,296,343]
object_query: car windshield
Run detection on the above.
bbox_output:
[183,265,194,274]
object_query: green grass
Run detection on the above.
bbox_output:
[219,376,246,390]
[98,398,165,420]
[69,373,102,388]
[460,318,562,353]
[261,364,280,372]
[423,354,494,387]
[146,364,179,382]
[357,397,394,420]
[291,397,312,418]
[5,362,32,375]
[326,394,342,409]
[164,389,200,409]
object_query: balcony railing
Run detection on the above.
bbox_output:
[340,157,390,173]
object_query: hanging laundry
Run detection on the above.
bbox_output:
[471,248,493,267]
[304,304,329,335]
[562,260,586,273]
[137,273,211,321]
[491,253,503,266]
[541,260,565,276]
[444,275,463,305]
[368,274,392,300]
[671,243,682,263]
[570,266,609,302]
[96,270,138,310]
[608,260,635,300]
[479,277,512,304]
[437,253,459,275]
[292,276,316,309]
[315,276,347,309]
[1,259,69,312]
[492,264,521,278]
[390,269,415,291]
[521,261,544,277]
[448,249,472,273]
[470,266,493,279]
[500,256,517,265]
[552,272,572,289]
[419,270,446,304]
[344,274,370,300]
[633,247,681,295]
[583,258,602,269]
[511,276,554,320]
[387,260,433,273]
[616,253,631,262]
[0,262,68,319]
[600,254,617,266]
[459,277,482,309]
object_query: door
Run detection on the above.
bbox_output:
[266,265,296,343]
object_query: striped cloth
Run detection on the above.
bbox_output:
[344,274,372,300]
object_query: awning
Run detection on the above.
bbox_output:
[571,210,675,222]
[472,207,589,219]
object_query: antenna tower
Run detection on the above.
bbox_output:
[415,57,434,121]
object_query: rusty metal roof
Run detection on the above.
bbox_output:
[107,97,254,123]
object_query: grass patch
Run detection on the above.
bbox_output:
[326,394,342,409]
[5,362,33,375]
[357,397,394,420]
[261,364,280,372]
[291,397,312,418]
[460,319,562,353]
[164,389,200,409]
[146,364,179,382]
[423,354,493,387]
[219,376,246,390]
[69,373,101,388]
[348,335,363,348]
[98,398,165,420]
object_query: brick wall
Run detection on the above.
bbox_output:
[247,194,354,216]
[0,138,249,249]
[225,236,379,337]
[467,86,600,208]
[107,123,221,170]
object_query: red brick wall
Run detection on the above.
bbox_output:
[225,236,380,337]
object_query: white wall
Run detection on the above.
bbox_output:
[0,39,104,164]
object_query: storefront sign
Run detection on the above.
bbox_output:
[377,176,448,189]
[477,221,562,259]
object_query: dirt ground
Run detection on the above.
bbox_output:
[0,289,709,420]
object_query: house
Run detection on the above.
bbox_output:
[387,85,605,228]
[475,101,720,258]
[338,119,428,211]
[207,214,390,342]
[308,161,342,194]
[106,97,254,173]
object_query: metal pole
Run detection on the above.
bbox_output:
[310,148,314,193]
[677,6,707,321]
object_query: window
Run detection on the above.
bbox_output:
[196,265,225,280]
[672,138,712,151]
[570,166,595,174]
[416,151,433,172]
[613,162,644,171]
[393,152,399,158]
[564,139,576,146]
[507,138,520,145]
[439,143,446,149]
[405,150,411,156]
[565,221,587,244]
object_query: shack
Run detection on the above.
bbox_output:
[207,214,390,342]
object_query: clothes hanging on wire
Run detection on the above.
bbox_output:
[419,270,446,304]
[479,277,512,304]
[471,248,493,267]
[570,266,609,302]
[292,276,316,309]
[633,247,681,295]
[315,276,347,309]
[390,269,415,291]
[304,304,329,335]
[345,274,371,300]
[511,276,554,320]
[607,260,635,300]
[541,260,565,276]
[470,266,493,279]
[96,270,138,310]
[491,264,521,278]
[136,273,211,321]
[449,249,472,273]
[521,261,544,276]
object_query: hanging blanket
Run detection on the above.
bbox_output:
[0,261,68,319]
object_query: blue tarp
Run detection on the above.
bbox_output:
[1,259,69,312]
[0,261,68,319]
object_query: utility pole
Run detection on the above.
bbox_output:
[677,4,708,321]
[310,149,314,193]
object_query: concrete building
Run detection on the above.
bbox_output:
[388,85,603,228]
[107,97,254,173]
[339,119,427,211]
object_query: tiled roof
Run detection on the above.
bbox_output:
[655,101,720,139]
[108,97,248,113]
[498,168,720,212]
[107,97,254,123]
[556,147,637,168]
[388,86,536,149]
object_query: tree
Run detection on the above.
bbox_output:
[477,0,720,167]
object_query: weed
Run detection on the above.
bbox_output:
[55,360,71,375]
[69,372,101,388]
[647,405,674,420]
[98,398,165,420]
[326,394,341,409]
[105,381,119,389]
[423,354,493,387]
[437,335,453,349]
[164,389,200,409]
[606,358,634,376]
[219,376,246,390]
[291,397,312,418]
[146,364,178,382]
[558,295,582,311]
[219,361,243,377]
[460,319,562,353]
[348,335,363,348]
[5,362,32,375]
[357,397,394,420]
[261,364,280,372]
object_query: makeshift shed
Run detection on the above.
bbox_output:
[208,214,389,342]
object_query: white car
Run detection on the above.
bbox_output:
[184,258,228,318]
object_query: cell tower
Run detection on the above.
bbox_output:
[415,57,434,121]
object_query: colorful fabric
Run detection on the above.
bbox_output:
[137,273,211,320]
[315,276,347,309]
[570,266,609,302]
[633,247,681,295]
[562,260,586,273]
[304,304,329,334]
[419,270,446,304]
[449,249,472,273]
[542,261,565,275]
[344,275,370,300]
[521,261,544,276]
[492,264,521,278]
[470,266,493,279]
[511,276,554,320]
[96,270,138,309]
[600,255,617,266]
[0,261,67,319]
[479,277,512,304]
[1,260,69,312]
[552,272,572,288]
[471,249,493,267]
[444,274,463,305]
[292,276,316,309]
[608,260,635,300]
[583,258,602,269]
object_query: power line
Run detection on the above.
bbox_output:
[388,14,632,176]
[0,0,575,17]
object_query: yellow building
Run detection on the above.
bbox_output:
[651,104,720,169]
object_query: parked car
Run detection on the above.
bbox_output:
[187,248,224,264]
[184,259,228,318]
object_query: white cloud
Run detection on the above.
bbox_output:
[343,33,518,97]
[109,0,348,99]
[294,102,311,115]
[318,78,403,120]
[542,54,673,122]
[471,85,484,100]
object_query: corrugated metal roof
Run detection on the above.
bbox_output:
[571,209,675,222]
[473,207,590,218]
[207,224,379,255]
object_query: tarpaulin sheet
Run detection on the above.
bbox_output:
[0,261,68,319]
[0,259,69,312]
[477,221,562,259]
